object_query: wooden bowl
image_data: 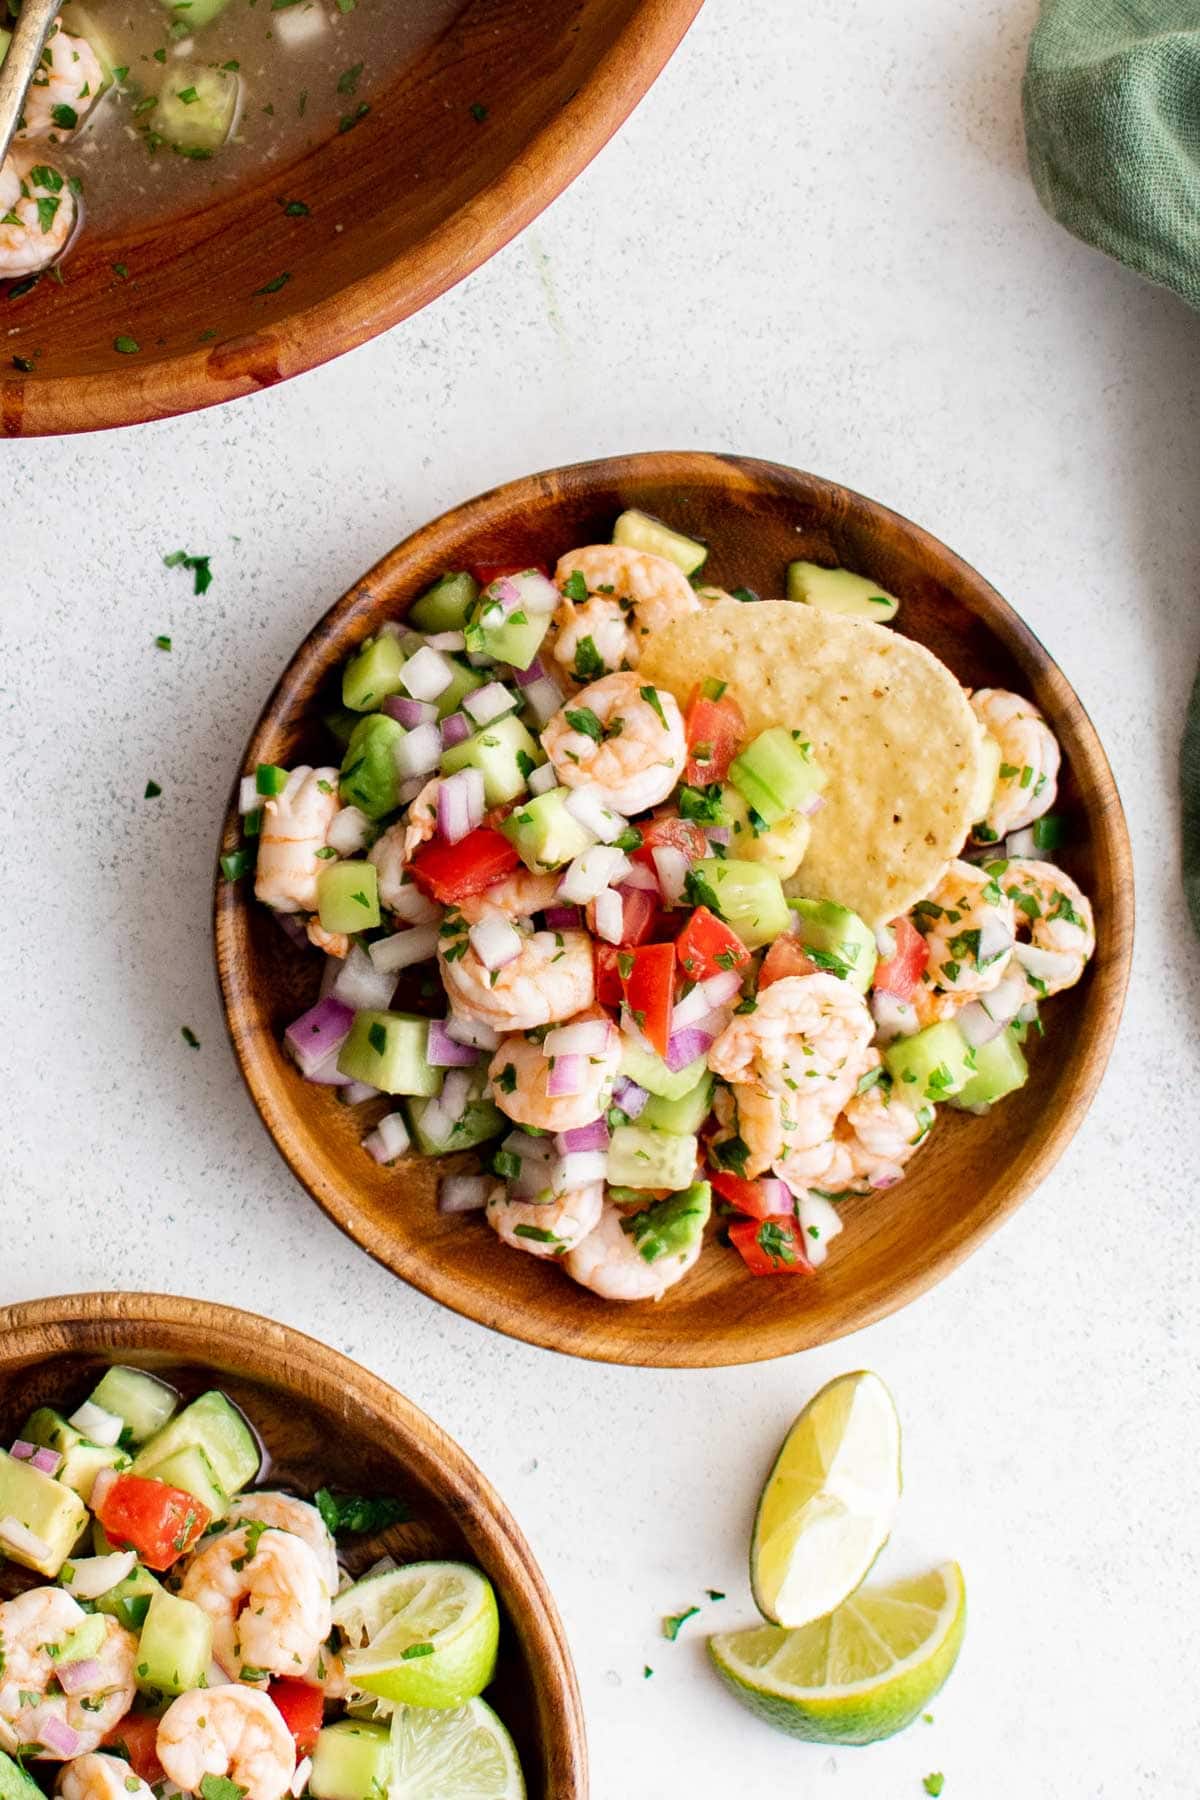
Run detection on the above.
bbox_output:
[0,0,702,438]
[0,1291,587,1797]
[215,451,1134,1367]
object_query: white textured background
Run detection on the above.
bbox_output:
[4,1,1200,1794]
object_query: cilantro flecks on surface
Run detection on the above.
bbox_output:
[313,1488,410,1537]
[144,779,162,799]
[923,1777,945,1798]
[662,1605,700,1641]
[181,1026,200,1049]
[163,549,213,595]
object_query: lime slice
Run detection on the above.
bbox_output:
[333,1561,500,1708]
[710,1560,966,1744]
[389,1698,525,1800]
[751,1370,901,1626]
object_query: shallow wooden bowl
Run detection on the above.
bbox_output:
[215,451,1134,1367]
[0,1292,587,1797]
[0,0,702,437]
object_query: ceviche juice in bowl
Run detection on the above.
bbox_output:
[216,452,1132,1366]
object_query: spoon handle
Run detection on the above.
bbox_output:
[0,0,64,168]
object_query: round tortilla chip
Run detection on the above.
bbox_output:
[639,601,986,927]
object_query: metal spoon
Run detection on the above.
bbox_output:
[0,0,62,168]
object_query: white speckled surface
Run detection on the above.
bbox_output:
[5,0,1200,1793]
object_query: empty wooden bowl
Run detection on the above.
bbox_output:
[215,451,1134,1367]
[0,1291,587,1797]
[0,0,702,437]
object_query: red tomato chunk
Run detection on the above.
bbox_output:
[676,906,750,983]
[873,916,928,999]
[684,687,746,786]
[729,1215,815,1275]
[93,1472,210,1570]
[269,1677,325,1756]
[408,827,521,905]
[619,942,675,1057]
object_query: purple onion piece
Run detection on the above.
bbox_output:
[611,1076,649,1119]
[664,1027,716,1073]
[427,1018,482,1067]
[543,905,583,930]
[555,1117,611,1155]
[284,996,355,1078]
[440,711,471,748]
[382,694,438,730]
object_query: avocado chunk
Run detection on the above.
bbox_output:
[156,64,239,154]
[339,713,406,820]
[0,1446,88,1576]
[788,898,878,994]
[501,788,593,872]
[612,509,707,576]
[607,1125,699,1191]
[787,560,900,621]
[640,1072,714,1135]
[619,1181,712,1263]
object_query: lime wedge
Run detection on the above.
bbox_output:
[710,1560,966,1744]
[389,1698,525,1800]
[751,1370,901,1626]
[333,1561,500,1708]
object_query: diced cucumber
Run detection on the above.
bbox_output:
[22,1407,129,1501]
[883,1021,975,1102]
[618,1039,708,1102]
[440,712,540,806]
[713,784,811,880]
[340,714,406,821]
[309,1721,392,1800]
[0,1750,45,1800]
[87,1367,179,1446]
[136,1589,213,1699]
[690,858,790,950]
[406,1069,504,1155]
[501,788,593,872]
[154,0,233,32]
[408,572,479,634]
[156,65,239,155]
[323,706,360,748]
[144,1444,227,1521]
[612,509,708,577]
[433,656,485,722]
[640,1072,714,1136]
[786,560,900,621]
[607,1125,698,1191]
[729,727,826,827]
[59,0,120,90]
[133,1390,260,1497]
[342,636,407,713]
[318,860,381,934]
[465,595,551,671]
[949,1030,1028,1110]
[0,1447,87,1577]
[788,898,877,994]
[337,1012,443,1096]
[93,1562,162,1633]
[60,1613,107,1665]
[618,1181,711,1261]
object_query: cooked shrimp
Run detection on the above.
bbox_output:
[489,1009,620,1131]
[550,593,635,682]
[254,766,341,913]
[553,546,700,662]
[970,689,1060,842]
[997,858,1094,998]
[815,1053,934,1193]
[180,1524,331,1681]
[223,1491,339,1595]
[57,1754,155,1800]
[912,860,1015,999]
[458,869,561,924]
[0,150,77,278]
[367,806,441,918]
[0,1591,136,1758]
[542,671,687,816]
[438,919,594,1032]
[564,1199,701,1301]
[17,25,102,139]
[306,919,349,957]
[156,1685,295,1800]
[487,1179,603,1258]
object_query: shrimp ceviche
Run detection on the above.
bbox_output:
[0,1369,524,1800]
[228,507,1096,1296]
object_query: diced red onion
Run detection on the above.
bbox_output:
[873,1169,905,1187]
[1004,827,1038,858]
[555,1117,611,1155]
[439,711,471,748]
[1013,941,1075,984]
[665,1026,715,1072]
[544,904,583,930]
[651,845,690,907]
[37,1716,82,1756]
[702,969,744,1010]
[341,1080,381,1106]
[523,676,564,726]
[437,767,486,845]
[446,1012,500,1050]
[284,995,355,1078]
[977,913,1014,965]
[558,845,631,905]
[463,682,517,727]
[619,863,659,893]
[511,657,547,688]
[326,805,373,857]
[424,630,466,652]
[546,1053,586,1097]
[62,1550,136,1600]
[393,722,443,780]
[703,826,732,848]
[369,925,440,975]
[469,914,523,970]
[956,1001,1004,1049]
[383,694,438,731]
[980,967,1028,1024]
[564,786,627,843]
[427,1019,482,1066]
[528,763,559,797]
[389,880,441,926]
[870,990,919,1042]
[291,1759,313,1800]
[31,1447,62,1475]
[487,570,559,616]
[9,1439,35,1461]
[363,1112,411,1165]
[552,1150,608,1192]
[57,1657,103,1696]
[332,945,397,1012]
[756,1177,792,1214]
[593,888,623,945]
[399,644,454,701]
[238,775,259,815]
[544,1018,615,1057]
[438,1174,491,1214]
[611,1076,649,1118]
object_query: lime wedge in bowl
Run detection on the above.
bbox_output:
[389,1698,525,1799]
[751,1370,902,1626]
[333,1560,500,1708]
[710,1560,966,1745]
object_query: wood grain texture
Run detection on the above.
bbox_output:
[0,0,703,437]
[214,451,1135,1368]
[0,1292,587,1799]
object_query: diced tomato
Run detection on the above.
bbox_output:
[268,1678,325,1756]
[684,687,746,786]
[631,816,709,902]
[616,883,665,946]
[757,935,822,989]
[408,827,521,905]
[471,563,550,588]
[104,1714,165,1786]
[92,1472,211,1571]
[728,1215,815,1276]
[710,1170,784,1222]
[676,906,750,983]
[620,942,675,1057]
[873,916,928,1000]
[594,942,624,1007]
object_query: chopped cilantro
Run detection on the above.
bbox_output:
[181,1027,200,1049]
[313,1489,410,1537]
[662,1605,700,1641]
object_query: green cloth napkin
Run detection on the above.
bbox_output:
[1024,0,1200,932]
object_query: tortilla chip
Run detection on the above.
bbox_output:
[639,601,986,926]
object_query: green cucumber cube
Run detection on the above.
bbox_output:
[408,572,479,634]
[788,898,877,994]
[0,1750,47,1800]
[133,1390,260,1496]
[340,714,406,821]
[309,1721,392,1800]
[883,1021,976,1102]
[154,0,233,29]
[441,712,540,806]
[93,1562,162,1632]
[433,657,485,721]
[342,635,407,713]
[0,1447,87,1576]
[619,1181,711,1262]
[949,1030,1028,1110]
[729,727,826,827]
[136,1589,213,1699]
[607,1125,699,1191]
[143,1443,227,1521]
[640,1072,714,1136]
[786,560,900,620]
[22,1407,129,1501]
[612,508,707,576]
[465,596,551,671]
[87,1367,178,1445]
[337,1012,442,1096]
[501,788,593,872]
[690,858,790,950]
[618,1039,708,1102]
[317,860,381,934]
[157,65,239,154]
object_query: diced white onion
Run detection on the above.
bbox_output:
[273,1,327,47]
[363,1112,411,1165]
[425,631,466,651]
[701,969,744,1009]
[651,844,690,907]
[368,926,439,974]
[291,1760,313,1799]
[67,1401,124,1447]
[238,775,259,815]
[528,764,558,796]
[393,722,443,780]
[446,1012,500,1051]
[325,806,373,857]
[1013,941,1076,984]
[594,888,623,944]
[671,983,716,1031]
[564,786,628,844]
[469,915,523,971]
[438,1174,491,1214]
[543,1018,614,1058]
[956,1001,1004,1048]
[874,924,897,959]
[400,645,454,701]
[557,846,631,906]
[341,1080,381,1106]
[389,880,441,926]
[333,944,397,1012]
[870,990,919,1042]
[979,967,1028,1024]
[1004,828,1038,858]
[977,914,1013,965]
[795,1191,844,1267]
[619,862,658,892]
[552,1150,608,1193]
[462,683,517,727]
[62,1551,137,1600]
[0,1517,50,1563]
[496,570,559,615]
[523,676,564,726]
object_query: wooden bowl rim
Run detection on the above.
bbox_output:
[214,450,1135,1367]
[11,0,704,437]
[0,1290,588,1795]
